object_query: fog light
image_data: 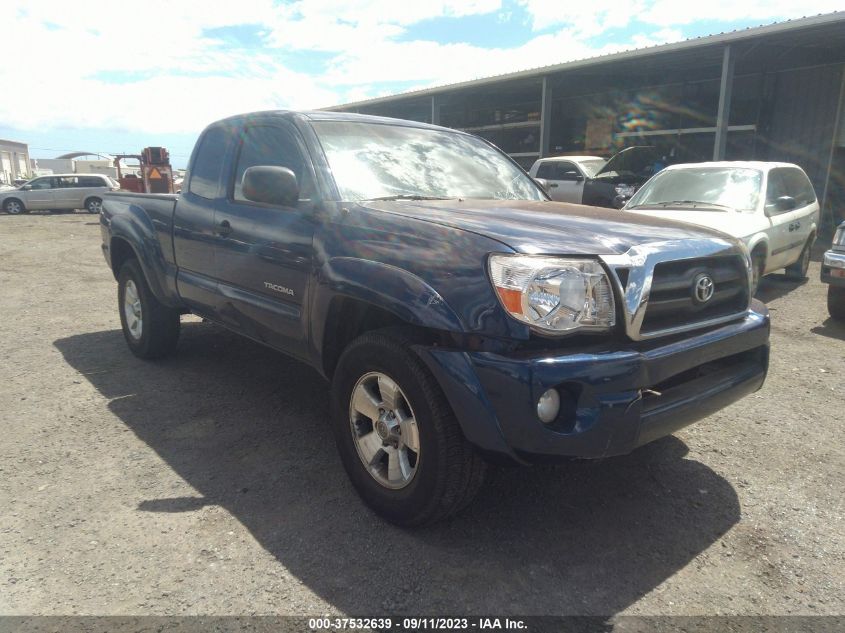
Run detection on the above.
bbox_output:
[537,388,560,424]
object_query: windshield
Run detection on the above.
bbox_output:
[626,167,762,212]
[579,159,606,178]
[312,121,545,202]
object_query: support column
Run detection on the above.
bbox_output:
[713,45,735,160]
[539,76,552,158]
[431,95,441,125]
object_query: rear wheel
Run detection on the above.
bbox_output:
[331,328,486,526]
[785,238,812,280]
[117,259,180,359]
[828,286,845,321]
[3,198,25,215]
[85,197,102,214]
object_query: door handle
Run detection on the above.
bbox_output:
[548,183,559,188]
[215,219,232,236]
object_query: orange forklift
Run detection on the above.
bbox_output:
[113,147,174,194]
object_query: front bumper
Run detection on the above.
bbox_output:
[821,249,845,287]
[417,301,770,463]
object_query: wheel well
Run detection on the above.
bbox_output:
[3,197,24,210]
[750,242,767,262]
[109,237,137,279]
[321,297,438,378]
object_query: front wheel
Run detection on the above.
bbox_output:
[3,198,25,215]
[331,328,486,526]
[750,253,765,296]
[85,197,103,214]
[785,238,812,280]
[117,259,180,359]
[828,285,845,321]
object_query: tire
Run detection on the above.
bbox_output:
[117,259,180,359]
[330,328,486,526]
[3,198,25,215]
[828,285,845,321]
[85,197,103,214]
[785,238,812,280]
[750,252,765,296]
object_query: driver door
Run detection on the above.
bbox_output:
[23,177,57,209]
[213,121,318,360]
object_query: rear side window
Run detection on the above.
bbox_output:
[189,126,229,199]
[535,162,557,179]
[232,125,314,203]
[55,176,78,188]
[78,176,106,187]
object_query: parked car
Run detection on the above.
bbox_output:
[0,173,119,215]
[821,221,845,320]
[101,111,770,525]
[623,162,819,293]
[527,155,606,202]
[529,146,660,208]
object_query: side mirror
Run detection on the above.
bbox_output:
[21,184,32,191]
[776,195,797,212]
[575,174,585,182]
[242,166,299,207]
[533,177,550,193]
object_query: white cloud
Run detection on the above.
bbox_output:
[639,0,844,26]
[0,0,840,136]
[516,0,649,35]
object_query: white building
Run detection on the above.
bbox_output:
[0,139,31,184]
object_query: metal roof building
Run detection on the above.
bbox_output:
[326,12,845,230]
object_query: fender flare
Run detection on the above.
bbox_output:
[313,256,465,336]
[108,206,181,307]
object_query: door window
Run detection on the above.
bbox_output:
[29,177,55,190]
[781,168,816,207]
[557,162,581,181]
[536,161,581,180]
[232,125,314,204]
[188,126,230,199]
[765,169,789,214]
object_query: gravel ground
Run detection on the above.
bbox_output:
[0,212,843,617]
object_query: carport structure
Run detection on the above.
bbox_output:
[325,12,845,231]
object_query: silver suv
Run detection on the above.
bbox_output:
[0,174,119,215]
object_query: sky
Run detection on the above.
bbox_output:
[0,0,841,168]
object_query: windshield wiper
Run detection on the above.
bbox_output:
[365,194,453,201]
[653,200,733,210]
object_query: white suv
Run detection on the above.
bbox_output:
[623,162,819,293]
[0,174,119,215]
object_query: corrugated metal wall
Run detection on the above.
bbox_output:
[761,63,844,199]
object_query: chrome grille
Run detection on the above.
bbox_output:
[641,255,749,334]
[601,238,753,341]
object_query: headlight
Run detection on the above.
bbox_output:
[614,184,636,197]
[488,255,616,334]
[834,226,845,247]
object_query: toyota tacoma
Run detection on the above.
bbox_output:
[100,111,770,525]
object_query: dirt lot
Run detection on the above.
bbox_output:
[0,212,843,617]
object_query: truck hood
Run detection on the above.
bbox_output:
[623,208,759,240]
[595,146,659,180]
[360,199,733,256]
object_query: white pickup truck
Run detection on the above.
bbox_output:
[623,161,819,292]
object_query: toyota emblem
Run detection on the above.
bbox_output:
[692,273,715,304]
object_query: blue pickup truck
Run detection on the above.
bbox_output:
[100,110,770,525]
